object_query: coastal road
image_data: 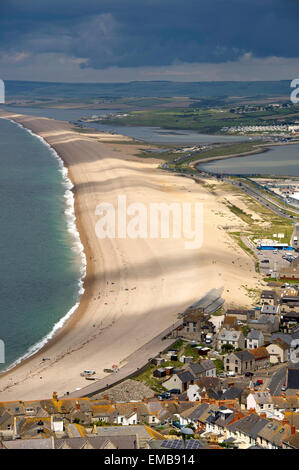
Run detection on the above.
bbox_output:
[227,179,298,220]
[268,365,287,396]
[61,320,183,399]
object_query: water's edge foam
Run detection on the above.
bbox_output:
[4,119,87,371]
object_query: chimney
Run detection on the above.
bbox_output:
[260,412,267,419]
[103,394,108,400]
[52,392,58,401]
[75,401,80,410]
[282,392,286,398]
[143,397,148,403]
[282,418,289,426]
[234,411,243,421]
[291,425,296,435]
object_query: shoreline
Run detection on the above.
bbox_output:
[191,140,299,169]
[1,120,87,373]
[0,111,261,401]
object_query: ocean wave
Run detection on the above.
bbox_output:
[4,119,87,371]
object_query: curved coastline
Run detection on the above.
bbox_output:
[0,111,262,400]
[1,119,87,372]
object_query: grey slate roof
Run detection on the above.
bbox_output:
[247,329,263,340]
[228,413,261,435]
[287,367,299,390]
[233,350,254,362]
[187,402,209,421]
[3,438,53,449]
[222,387,243,400]
[219,329,241,342]
[177,370,195,383]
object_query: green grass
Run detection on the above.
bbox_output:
[95,104,299,134]
[214,359,224,372]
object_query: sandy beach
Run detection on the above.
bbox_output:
[0,112,261,401]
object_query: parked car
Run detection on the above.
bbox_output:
[158,392,171,400]
[245,372,254,377]
[227,371,235,377]
[219,373,227,378]
[169,389,181,395]
[80,370,96,377]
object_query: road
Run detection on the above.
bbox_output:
[227,179,298,220]
[268,365,287,396]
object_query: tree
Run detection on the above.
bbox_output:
[221,343,234,353]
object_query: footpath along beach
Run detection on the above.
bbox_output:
[0,111,260,400]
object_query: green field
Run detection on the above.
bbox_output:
[97,105,299,134]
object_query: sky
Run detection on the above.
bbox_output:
[0,0,299,83]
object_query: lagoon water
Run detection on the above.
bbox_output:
[1,105,252,145]
[0,119,83,371]
[198,144,299,176]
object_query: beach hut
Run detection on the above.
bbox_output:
[153,368,166,378]
[165,366,175,376]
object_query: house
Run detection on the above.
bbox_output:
[282,428,299,449]
[279,285,299,297]
[248,347,270,370]
[247,391,274,415]
[200,359,217,377]
[261,290,276,306]
[257,421,292,449]
[226,309,256,322]
[246,329,264,349]
[186,384,201,402]
[226,413,268,448]
[280,295,299,308]
[115,404,138,426]
[224,350,255,374]
[217,328,245,351]
[280,311,299,333]
[163,370,194,393]
[248,315,280,338]
[272,395,299,413]
[0,411,14,439]
[223,315,239,330]
[181,311,212,340]
[261,305,280,315]
[184,359,215,380]
[266,341,290,364]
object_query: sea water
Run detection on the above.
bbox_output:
[0,119,85,371]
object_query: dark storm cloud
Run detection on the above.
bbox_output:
[0,0,298,69]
